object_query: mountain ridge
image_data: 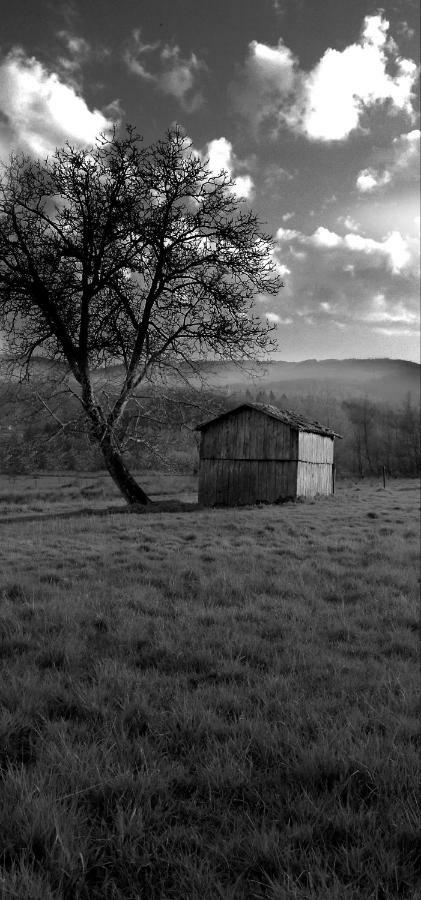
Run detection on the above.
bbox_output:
[0,355,419,405]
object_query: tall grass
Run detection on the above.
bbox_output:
[0,477,419,898]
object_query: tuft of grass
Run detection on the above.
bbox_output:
[0,476,419,898]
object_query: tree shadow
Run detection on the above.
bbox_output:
[0,500,202,525]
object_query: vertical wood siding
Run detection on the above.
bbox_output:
[198,408,335,505]
[200,409,298,461]
[298,432,334,463]
[296,461,333,496]
[198,459,297,506]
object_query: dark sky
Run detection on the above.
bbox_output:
[0,0,419,360]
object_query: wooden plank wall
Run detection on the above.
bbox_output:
[298,432,334,464]
[198,459,297,506]
[198,411,336,505]
[200,409,298,461]
[296,461,333,496]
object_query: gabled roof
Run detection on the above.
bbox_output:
[197,402,341,438]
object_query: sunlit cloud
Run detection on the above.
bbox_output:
[356,168,392,192]
[356,128,420,192]
[271,218,420,344]
[276,224,415,275]
[0,48,114,160]
[236,14,418,141]
[266,311,293,325]
[204,137,254,199]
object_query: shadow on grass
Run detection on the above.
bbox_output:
[0,499,202,525]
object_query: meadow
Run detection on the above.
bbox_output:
[0,473,419,899]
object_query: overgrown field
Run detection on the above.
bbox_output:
[0,476,419,899]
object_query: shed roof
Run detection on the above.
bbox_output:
[197,402,341,438]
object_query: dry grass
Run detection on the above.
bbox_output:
[0,475,419,898]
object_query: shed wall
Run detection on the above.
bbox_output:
[198,459,297,506]
[200,408,298,461]
[296,461,333,496]
[198,409,336,505]
[298,432,334,464]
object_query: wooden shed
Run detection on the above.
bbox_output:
[196,402,340,507]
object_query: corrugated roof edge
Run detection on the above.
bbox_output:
[196,402,342,438]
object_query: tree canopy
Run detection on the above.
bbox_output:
[0,126,282,504]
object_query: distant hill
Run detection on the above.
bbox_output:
[1,356,419,405]
[191,358,420,405]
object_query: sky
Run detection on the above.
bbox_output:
[0,0,419,362]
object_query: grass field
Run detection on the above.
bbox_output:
[0,474,419,899]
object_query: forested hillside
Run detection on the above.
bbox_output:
[1,367,419,480]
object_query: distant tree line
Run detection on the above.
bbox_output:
[0,380,419,479]
[245,387,420,478]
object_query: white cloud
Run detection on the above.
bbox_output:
[362,294,418,325]
[265,312,292,325]
[239,14,418,141]
[276,227,300,242]
[0,48,113,160]
[233,38,298,131]
[310,226,343,248]
[277,223,415,275]
[356,168,392,192]
[373,326,417,336]
[356,129,420,191]
[205,137,254,199]
[392,129,420,172]
[344,231,412,274]
[250,39,297,94]
[125,31,205,112]
[273,220,419,338]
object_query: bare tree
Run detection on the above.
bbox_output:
[0,126,282,504]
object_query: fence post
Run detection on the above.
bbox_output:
[382,465,386,488]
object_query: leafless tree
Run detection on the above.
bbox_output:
[0,126,282,504]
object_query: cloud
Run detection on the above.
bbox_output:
[125,30,205,112]
[337,215,361,232]
[0,48,114,160]
[276,224,416,275]
[233,37,298,131]
[57,31,91,81]
[55,31,110,89]
[236,14,418,141]
[275,227,301,242]
[266,312,292,325]
[204,137,254,199]
[356,168,392,192]
[272,220,420,337]
[310,227,342,248]
[362,293,418,325]
[356,129,420,192]
[372,326,416,337]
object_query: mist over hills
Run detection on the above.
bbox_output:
[0,355,419,405]
[186,358,420,405]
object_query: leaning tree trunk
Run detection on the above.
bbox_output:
[100,434,151,506]
[82,385,151,506]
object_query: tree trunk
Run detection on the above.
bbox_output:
[100,436,151,506]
